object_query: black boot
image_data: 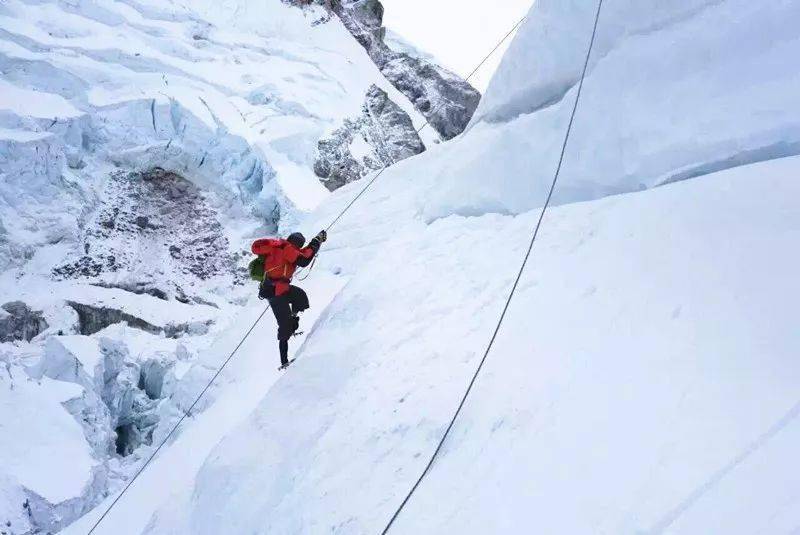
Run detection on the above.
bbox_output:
[290,314,304,337]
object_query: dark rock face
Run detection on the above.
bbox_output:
[315,85,425,190]
[91,281,169,301]
[53,168,246,297]
[0,301,48,342]
[67,301,212,338]
[330,0,481,139]
[67,301,162,336]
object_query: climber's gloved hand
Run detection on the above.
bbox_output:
[308,230,326,252]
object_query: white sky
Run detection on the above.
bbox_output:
[380,0,534,91]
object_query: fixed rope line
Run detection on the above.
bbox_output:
[379,1,605,533]
[86,307,270,534]
[324,14,527,233]
[417,15,527,137]
[464,16,526,82]
[85,14,527,535]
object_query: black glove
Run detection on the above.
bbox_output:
[308,230,326,253]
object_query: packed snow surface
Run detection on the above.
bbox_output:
[1,376,92,504]
[78,152,800,535]
[65,272,346,535]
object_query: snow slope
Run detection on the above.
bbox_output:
[65,272,345,535]
[106,1,798,533]
[116,149,800,535]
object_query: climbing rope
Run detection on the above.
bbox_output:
[325,15,526,232]
[85,14,527,535]
[379,1,605,532]
[312,13,528,272]
[294,255,317,281]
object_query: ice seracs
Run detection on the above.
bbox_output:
[418,0,800,221]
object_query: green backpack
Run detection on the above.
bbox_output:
[248,256,265,282]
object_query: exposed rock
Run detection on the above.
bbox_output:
[329,0,481,139]
[53,168,246,296]
[135,215,150,229]
[283,0,480,138]
[66,301,213,339]
[163,320,212,338]
[315,85,425,190]
[0,301,48,342]
[67,301,162,337]
[91,281,169,301]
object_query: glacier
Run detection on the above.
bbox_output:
[3,0,800,534]
[0,0,478,531]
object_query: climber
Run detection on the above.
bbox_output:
[250,230,327,369]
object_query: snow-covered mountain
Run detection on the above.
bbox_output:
[0,0,479,532]
[5,0,800,534]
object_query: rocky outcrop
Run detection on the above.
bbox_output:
[67,301,162,337]
[0,301,48,342]
[53,168,246,298]
[315,85,425,190]
[330,0,481,140]
[66,301,212,338]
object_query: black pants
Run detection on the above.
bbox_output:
[267,285,309,365]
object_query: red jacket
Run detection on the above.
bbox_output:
[251,238,317,296]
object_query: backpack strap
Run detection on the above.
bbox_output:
[263,240,293,281]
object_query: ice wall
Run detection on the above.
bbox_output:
[417,0,800,220]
